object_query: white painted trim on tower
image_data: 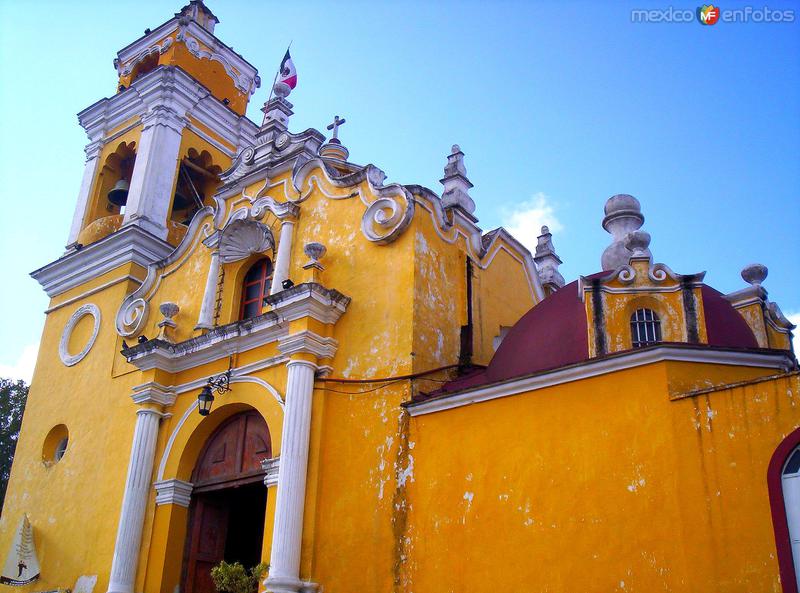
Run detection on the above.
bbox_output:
[153,479,193,507]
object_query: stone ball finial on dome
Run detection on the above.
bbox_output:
[601,194,649,270]
[741,263,768,286]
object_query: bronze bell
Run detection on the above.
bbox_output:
[172,190,192,210]
[107,179,130,206]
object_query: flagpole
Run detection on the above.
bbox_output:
[261,42,293,127]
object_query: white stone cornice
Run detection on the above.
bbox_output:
[124,318,286,373]
[31,225,172,298]
[268,283,351,325]
[279,331,338,360]
[77,66,257,155]
[131,382,177,407]
[116,20,259,96]
[406,345,796,417]
[140,104,188,133]
[262,457,280,487]
[154,479,193,507]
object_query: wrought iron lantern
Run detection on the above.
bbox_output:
[197,369,231,416]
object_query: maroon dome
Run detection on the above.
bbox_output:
[701,285,759,349]
[434,276,761,397]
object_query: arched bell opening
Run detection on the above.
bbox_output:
[170,148,222,227]
[77,141,137,246]
[180,409,272,593]
[128,52,159,85]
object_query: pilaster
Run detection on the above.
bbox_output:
[66,140,104,247]
[271,220,296,295]
[122,105,188,240]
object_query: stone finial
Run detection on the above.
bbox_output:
[440,145,476,215]
[534,225,565,294]
[260,91,294,131]
[176,0,218,33]
[601,194,650,270]
[624,230,651,258]
[741,263,768,286]
[157,302,179,342]
[302,242,326,283]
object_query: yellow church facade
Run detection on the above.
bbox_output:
[2,3,798,593]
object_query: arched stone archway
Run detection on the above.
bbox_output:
[182,410,272,593]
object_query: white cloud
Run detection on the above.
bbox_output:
[0,342,40,384]
[786,312,800,355]
[501,192,563,253]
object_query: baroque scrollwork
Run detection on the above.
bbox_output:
[291,159,415,245]
[116,208,214,337]
[176,28,258,94]
[115,38,174,77]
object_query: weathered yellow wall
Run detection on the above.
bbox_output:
[0,271,146,592]
[403,365,799,593]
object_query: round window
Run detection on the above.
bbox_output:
[42,425,69,465]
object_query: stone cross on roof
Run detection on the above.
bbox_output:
[326,115,346,142]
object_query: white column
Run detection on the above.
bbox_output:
[66,140,104,247]
[107,408,162,593]
[195,249,221,330]
[265,360,316,593]
[123,105,187,240]
[270,220,295,295]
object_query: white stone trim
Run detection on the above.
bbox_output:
[406,346,795,417]
[59,304,101,367]
[155,371,284,482]
[45,275,143,315]
[154,479,193,507]
[31,225,172,298]
[78,66,257,162]
[271,220,295,295]
[270,284,350,325]
[262,457,280,487]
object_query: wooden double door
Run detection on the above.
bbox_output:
[182,411,271,593]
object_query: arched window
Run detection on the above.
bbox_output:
[783,447,800,590]
[769,429,800,593]
[240,258,273,320]
[630,308,662,348]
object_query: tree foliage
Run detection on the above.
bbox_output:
[210,561,268,593]
[0,378,28,513]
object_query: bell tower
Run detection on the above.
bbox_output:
[34,1,260,300]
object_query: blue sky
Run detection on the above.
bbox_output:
[0,0,798,380]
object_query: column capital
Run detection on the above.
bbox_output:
[262,456,280,488]
[84,139,104,161]
[141,105,188,134]
[154,478,193,507]
[131,382,176,408]
[278,331,338,361]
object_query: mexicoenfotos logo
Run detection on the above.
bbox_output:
[631,5,795,23]
[697,4,721,24]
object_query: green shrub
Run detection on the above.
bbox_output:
[210,561,269,593]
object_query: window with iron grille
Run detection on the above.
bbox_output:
[630,308,662,348]
[239,258,273,320]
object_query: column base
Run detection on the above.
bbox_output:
[264,575,318,593]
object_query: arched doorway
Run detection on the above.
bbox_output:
[182,410,271,593]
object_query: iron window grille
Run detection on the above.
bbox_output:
[630,308,662,348]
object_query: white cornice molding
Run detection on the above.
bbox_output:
[78,66,257,156]
[124,318,285,373]
[116,19,259,95]
[154,478,193,507]
[269,283,351,325]
[406,346,795,417]
[123,284,349,373]
[31,225,172,298]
